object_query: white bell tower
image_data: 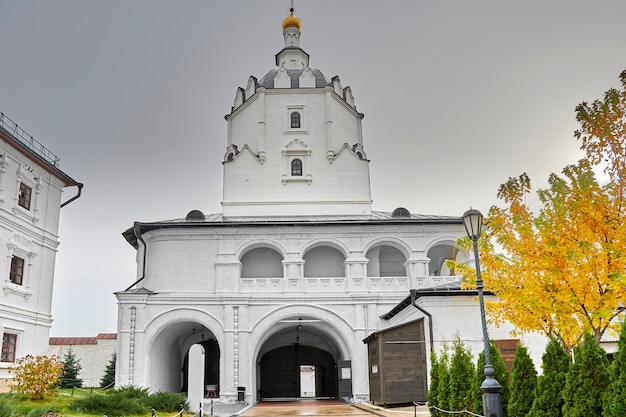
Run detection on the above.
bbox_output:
[221,6,372,217]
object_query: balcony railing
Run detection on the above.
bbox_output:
[0,112,61,167]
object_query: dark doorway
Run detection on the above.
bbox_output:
[259,345,337,399]
[182,339,220,394]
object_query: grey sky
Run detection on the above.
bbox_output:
[1,1,625,336]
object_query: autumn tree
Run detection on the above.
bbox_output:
[9,355,63,400]
[452,68,626,352]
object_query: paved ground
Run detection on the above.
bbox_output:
[237,399,430,417]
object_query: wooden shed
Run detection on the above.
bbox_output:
[363,318,428,405]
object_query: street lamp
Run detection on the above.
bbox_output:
[462,208,502,417]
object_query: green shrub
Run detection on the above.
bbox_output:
[427,352,441,417]
[528,338,570,417]
[563,333,610,417]
[112,386,149,400]
[603,320,626,417]
[68,393,145,417]
[472,341,510,417]
[448,337,475,413]
[146,392,188,412]
[507,345,537,417]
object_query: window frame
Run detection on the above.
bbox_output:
[9,255,25,285]
[18,182,32,210]
[1,333,17,363]
[290,111,301,129]
[284,105,307,132]
[291,158,303,176]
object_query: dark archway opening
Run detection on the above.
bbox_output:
[181,339,220,395]
[259,345,337,399]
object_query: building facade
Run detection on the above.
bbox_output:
[0,112,81,390]
[115,8,471,404]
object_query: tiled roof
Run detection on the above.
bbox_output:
[49,337,97,345]
[49,333,117,345]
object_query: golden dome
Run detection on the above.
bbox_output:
[282,7,302,30]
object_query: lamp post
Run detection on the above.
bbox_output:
[462,208,502,417]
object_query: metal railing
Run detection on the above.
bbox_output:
[0,112,61,167]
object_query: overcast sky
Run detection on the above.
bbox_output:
[2,1,625,336]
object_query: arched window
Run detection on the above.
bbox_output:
[291,159,303,176]
[290,112,301,128]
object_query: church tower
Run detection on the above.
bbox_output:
[222,7,372,217]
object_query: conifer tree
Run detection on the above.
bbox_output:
[562,333,609,417]
[528,338,570,417]
[507,345,537,417]
[447,337,475,413]
[436,347,451,417]
[472,341,510,417]
[603,321,626,417]
[427,352,441,417]
[60,346,83,388]
[100,353,116,388]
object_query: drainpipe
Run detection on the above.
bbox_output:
[410,289,434,354]
[60,183,83,207]
[124,223,147,291]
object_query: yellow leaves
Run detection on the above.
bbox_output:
[9,355,63,400]
[450,68,626,352]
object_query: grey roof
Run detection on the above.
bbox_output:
[380,280,493,321]
[257,68,330,89]
[122,210,463,249]
[153,210,459,224]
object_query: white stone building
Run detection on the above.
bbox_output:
[0,112,81,390]
[115,7,547,406]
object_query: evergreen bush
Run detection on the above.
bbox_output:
[436,346,451,417]
[507,345,537,417]
[472,341,510,417]
[562,333,610,417]
[527,338,570,417]
[100,353,116,389]
[60,347,83,389]
[447,337,475,413]
[68,393,145,417]
[146,392,188,412]
[603,320,626,417]
[427,352,441,417]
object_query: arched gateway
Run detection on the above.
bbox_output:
[115,4,466,409]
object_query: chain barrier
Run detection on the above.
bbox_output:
[424,403,484,417]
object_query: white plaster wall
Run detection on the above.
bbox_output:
[47,339,117,388]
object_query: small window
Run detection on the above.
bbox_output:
[10,256,25,285]
[18,183,32,210]
[290,112,301,128]
[291,159,303,176]
[1,333,17,363]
